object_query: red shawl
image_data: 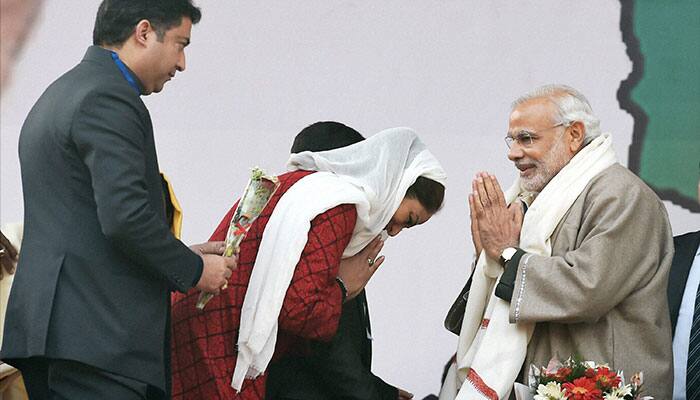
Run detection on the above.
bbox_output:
[171,170,357,399]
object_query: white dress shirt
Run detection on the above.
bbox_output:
[673,244,700,399]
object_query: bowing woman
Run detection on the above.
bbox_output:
[170,127,447,399]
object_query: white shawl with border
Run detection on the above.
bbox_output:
[440,134,616,400]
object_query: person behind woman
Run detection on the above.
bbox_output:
[170,127,446,399]
[267,121,410,400]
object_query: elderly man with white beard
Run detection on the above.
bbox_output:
[440,84,673,400]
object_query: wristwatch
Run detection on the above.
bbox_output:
[499,247,518,266]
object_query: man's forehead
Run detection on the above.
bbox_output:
[509,98,556,129]
[165,16,192,37]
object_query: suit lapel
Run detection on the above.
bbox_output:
[669,230,700,335]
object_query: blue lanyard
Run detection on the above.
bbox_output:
[110,51,141,95]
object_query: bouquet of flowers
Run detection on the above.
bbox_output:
[195,167,280,310]
[527,356,651,400]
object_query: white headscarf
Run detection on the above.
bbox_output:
[232,127,447,390]
[288,126,447,255]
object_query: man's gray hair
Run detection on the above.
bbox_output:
[512,84,602,145]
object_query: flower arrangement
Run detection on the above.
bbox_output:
[529,356,651,400]
[195,167,280,309]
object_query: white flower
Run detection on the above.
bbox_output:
[603,384,632,400]
[534,382,566,400]
[603,394,623,400]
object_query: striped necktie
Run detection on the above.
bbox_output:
[688,280,700,399]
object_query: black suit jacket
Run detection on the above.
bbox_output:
[0,46,202,392]
[266,290,397,400]
[668,230,700,336]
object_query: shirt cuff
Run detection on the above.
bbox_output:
[189,256,204,289]
[495,248,527,302]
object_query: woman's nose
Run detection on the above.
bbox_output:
[387,224,402,237]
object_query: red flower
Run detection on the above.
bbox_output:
[549,367,572,382]
[591,367,621,389]
[563,377,603,400]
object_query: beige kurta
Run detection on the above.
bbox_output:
[510,164,673,399]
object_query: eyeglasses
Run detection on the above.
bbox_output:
[504,122,568,149]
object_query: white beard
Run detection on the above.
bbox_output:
[519,137,572,193]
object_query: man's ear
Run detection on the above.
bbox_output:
[567,120,585,153]
[133,19,153,47]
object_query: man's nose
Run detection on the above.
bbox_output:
[177,53,186,72]
[507,143,524,161]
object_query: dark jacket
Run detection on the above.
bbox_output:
[0,46,202,392]
[668,230,700,336]
[266,290,398,400]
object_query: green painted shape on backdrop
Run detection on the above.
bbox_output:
[631,0,700,200]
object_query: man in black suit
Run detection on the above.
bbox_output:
[670,176,700,399]
[670,233,700,334]
[0,1,236,399]
[265,121,410,400]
